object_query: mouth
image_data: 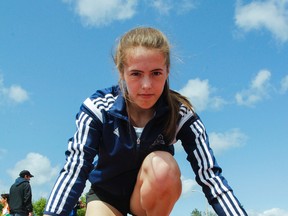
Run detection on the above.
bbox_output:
[138,94,154,98]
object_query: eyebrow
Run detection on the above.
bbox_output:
[151,68,164,71]
[129,68,164,72]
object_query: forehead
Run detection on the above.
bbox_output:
[126,46,161,53]
[125,47,166,63]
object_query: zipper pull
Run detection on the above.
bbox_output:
[137,137,140,145]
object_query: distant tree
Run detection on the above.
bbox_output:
[191,208,217,216]
[33,197,47,216]
[191,208,202,216]
[0,202,3,213]
[31,195,87,216]
[76,195,87,216]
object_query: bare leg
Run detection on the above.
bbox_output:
[130,151,182,216]
[85,200,123,216]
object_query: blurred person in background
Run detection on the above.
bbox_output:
[1,193,10,216]
[9,170,34,216]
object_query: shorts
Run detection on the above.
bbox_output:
[86,185,134,216]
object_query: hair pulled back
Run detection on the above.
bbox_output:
[114,27,170,75]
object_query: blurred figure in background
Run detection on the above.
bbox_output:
[69,200,85,216]
[9,170,34,216]
[1,193,10,216]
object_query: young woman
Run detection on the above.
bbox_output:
[1,193,10,216]
[44,27,247,216]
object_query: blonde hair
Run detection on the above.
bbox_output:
[114,27,170,75]
[114,27,193,144]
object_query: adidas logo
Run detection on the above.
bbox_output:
[113,127,119,137]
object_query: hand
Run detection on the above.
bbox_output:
[28,212,33,216]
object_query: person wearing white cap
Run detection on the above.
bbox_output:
[9,170,34,216]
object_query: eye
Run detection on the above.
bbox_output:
[132,72,140,76]
[130,70,142,76]
[152,71,162,76]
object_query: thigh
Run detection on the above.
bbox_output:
[86,200,123,216]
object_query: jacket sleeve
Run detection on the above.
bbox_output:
[176,111,247,216]
[44,102,102,216]
[23,182,33,213]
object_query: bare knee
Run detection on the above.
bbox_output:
[136,151,182,215]
[140,151,182,198]
[145,151,181,187]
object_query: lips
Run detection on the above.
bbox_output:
[138,94,154,99]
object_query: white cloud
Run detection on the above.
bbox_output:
[7,85,29,103]
[150,0,173,15]
[7,152,59,186]
[235,69,271,106]
[63,0,138,26]
[174,128,247,155]
[149,0,196,15]
[180,176,198,197]
[178,0,197,14]
[209,129,247,155]
[280,75,288,94]
[174,140,183,153]
[63,0,196,26]
[0,74,29,104]
[248,208,288,216]
[179,78,226,112]
[235,0,288,43]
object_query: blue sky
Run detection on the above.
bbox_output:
[1,0,288,215]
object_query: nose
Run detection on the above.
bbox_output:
[141,76,152,89]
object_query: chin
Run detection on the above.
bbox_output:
[130,100,156,111]
[139,104,155,110]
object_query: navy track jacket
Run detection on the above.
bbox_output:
[44,85,247,216]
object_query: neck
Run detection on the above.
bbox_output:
[127,104,154,128]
